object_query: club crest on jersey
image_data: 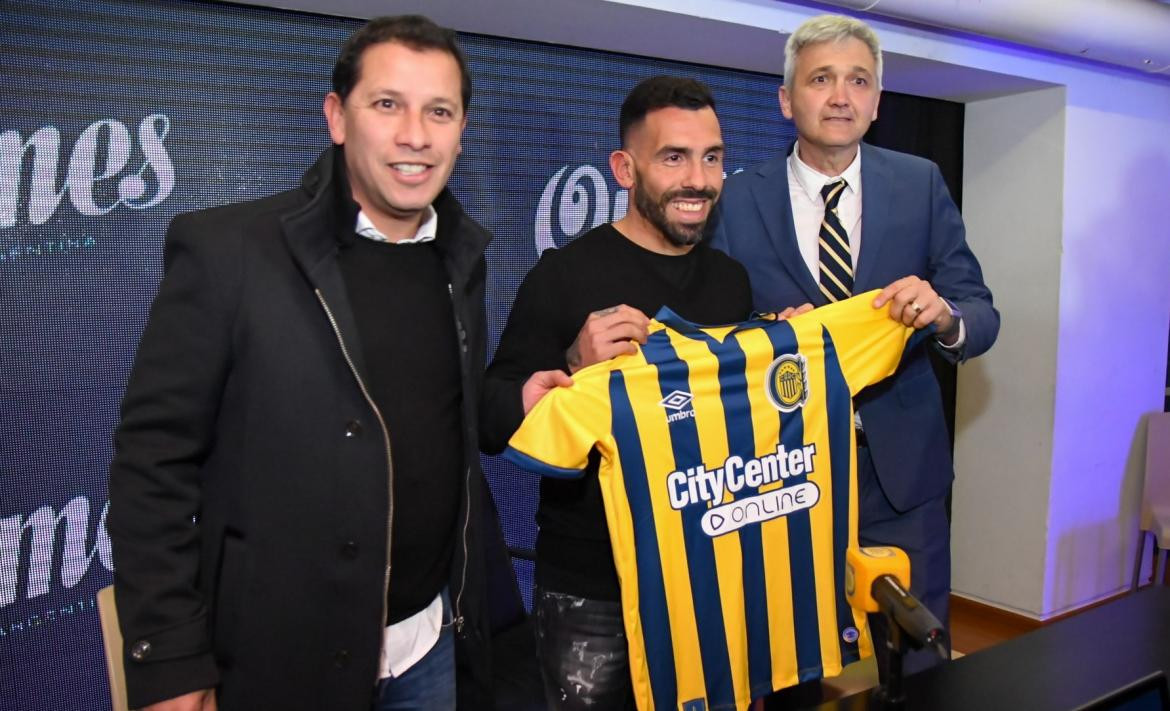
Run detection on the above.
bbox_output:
[765,353,809,412]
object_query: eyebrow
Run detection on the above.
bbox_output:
[808,64,873,76]
[657,143,725,156]
[366,88,459,105]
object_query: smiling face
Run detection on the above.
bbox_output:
[780,36,880,169]
[613,105,724,250]
[324,41,465,239]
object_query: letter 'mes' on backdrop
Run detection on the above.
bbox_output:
[1,0,793,707]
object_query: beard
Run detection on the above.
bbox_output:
[633,176,718,249]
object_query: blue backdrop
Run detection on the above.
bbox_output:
[0,0,795,708]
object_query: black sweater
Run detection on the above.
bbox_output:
[339,234,462,623]
[481,224,752,600]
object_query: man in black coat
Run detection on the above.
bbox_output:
[108,15,519,711]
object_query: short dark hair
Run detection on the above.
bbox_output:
[619,76,716,146]
[331,15,473,111]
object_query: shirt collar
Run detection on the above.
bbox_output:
[789,141,863,204]
[354,206,438,245]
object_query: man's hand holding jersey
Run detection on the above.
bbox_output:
[521,369,574,414]
[520,304,649,415]
[873,275,961,346]
[774,304,814,320]
[565,304,651,373]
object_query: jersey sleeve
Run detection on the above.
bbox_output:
[504,362,615,478]
[817,290,927,393]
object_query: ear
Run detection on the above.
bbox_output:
[779,86,794,121]
[871,92,881,121]
[609,149,636,190]
[323,92,346,145]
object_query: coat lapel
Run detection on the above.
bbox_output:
[855,143,890,291]
[750,153,823,305]
[281,148,370,382]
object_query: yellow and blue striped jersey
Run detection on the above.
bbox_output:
[506,291,925,711]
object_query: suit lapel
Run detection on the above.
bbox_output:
[750,154,823,305]
[856,143,890,291]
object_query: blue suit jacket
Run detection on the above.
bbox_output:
[711,142,998,512]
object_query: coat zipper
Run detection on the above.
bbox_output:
[449,282,470,635]
[314,289,396,653]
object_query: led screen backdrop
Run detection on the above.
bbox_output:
[1,0,796,707]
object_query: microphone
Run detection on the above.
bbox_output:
[846,546,948,659]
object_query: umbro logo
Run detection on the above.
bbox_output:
[659,390,693,410]
[660,390,696,423]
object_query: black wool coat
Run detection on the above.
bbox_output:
[108,147,519,710]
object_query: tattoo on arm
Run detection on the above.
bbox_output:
[566,340,582,370]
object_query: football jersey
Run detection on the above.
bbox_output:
[505,291,926,711]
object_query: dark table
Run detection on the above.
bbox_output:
[817,586,1170,711]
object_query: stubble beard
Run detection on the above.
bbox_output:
[633,181,717,249]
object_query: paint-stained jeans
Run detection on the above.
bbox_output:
[534,587,637,710]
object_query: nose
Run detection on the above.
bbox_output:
[681,157,710,191]
[395,110,429,151]
[828,78,850,106]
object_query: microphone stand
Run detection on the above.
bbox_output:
[874,614,907,709]
[867,574,948,708]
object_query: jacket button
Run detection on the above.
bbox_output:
[341,541,359,559]
[130,639,152,661]
[344,420,363,438]
[333,649,350,668]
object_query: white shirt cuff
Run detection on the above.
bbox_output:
[937,316,966,351]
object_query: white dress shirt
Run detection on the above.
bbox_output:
[378,593,445,680]
[356,205,438,245]
[788,142,864,282]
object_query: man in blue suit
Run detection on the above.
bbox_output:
[711,14,998,677]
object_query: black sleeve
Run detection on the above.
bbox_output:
[107,212,238,707]
[479,249,574,454]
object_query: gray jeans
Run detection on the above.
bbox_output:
[534,587,636,711]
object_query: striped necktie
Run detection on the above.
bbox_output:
[818,179,853,302]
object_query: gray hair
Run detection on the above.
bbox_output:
[783,14,883,92]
